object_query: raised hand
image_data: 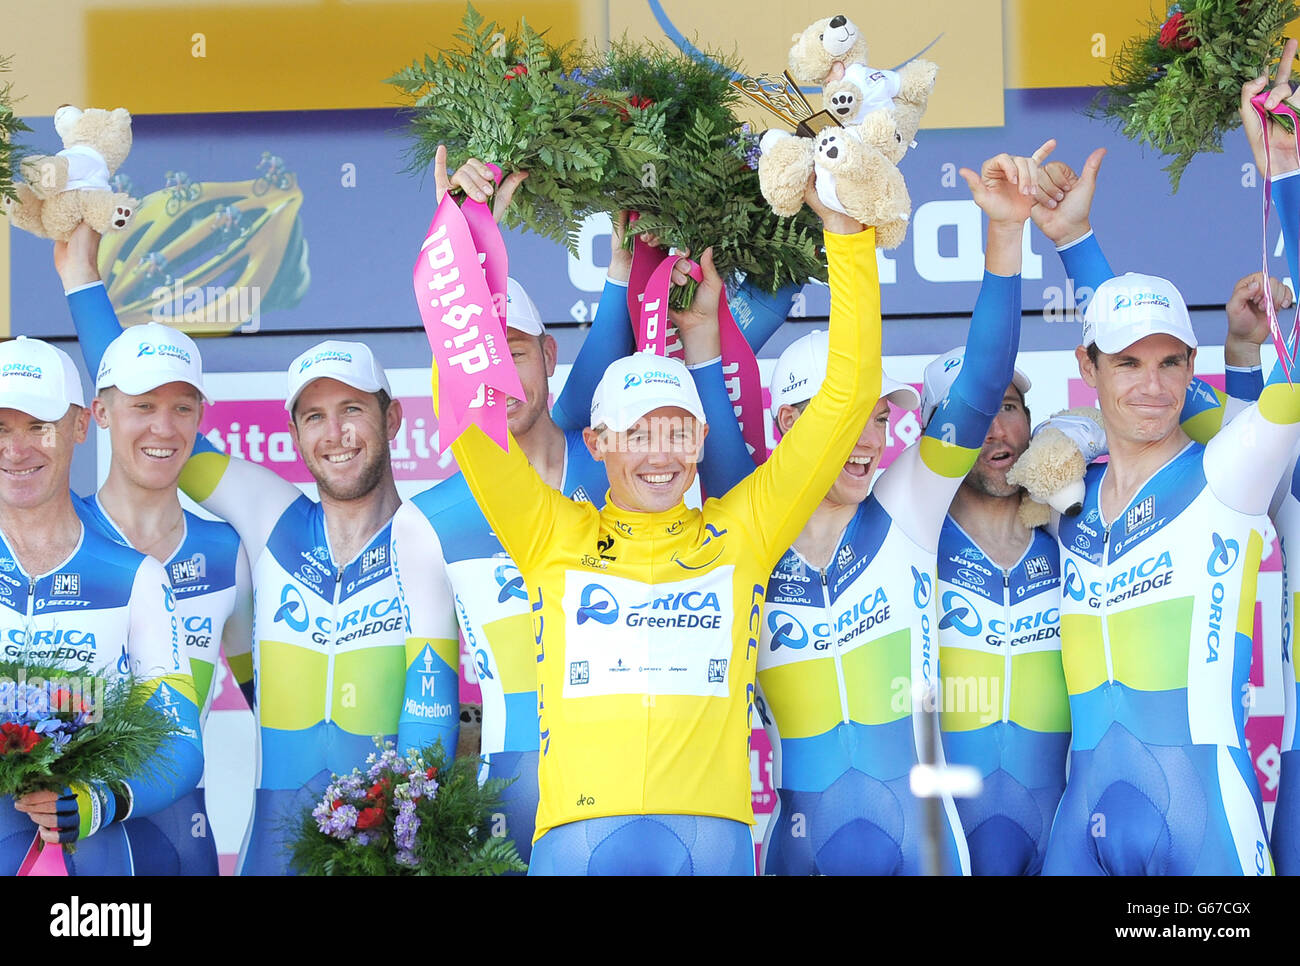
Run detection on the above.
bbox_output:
[1240,38,1300,177]
[802,172,863,236]
[667,246,724,364]
[1030,147,1106,247]
[432,147,530,223]
[1225,271,1293,368]
[52,221,103,289]
[959,139,1056,225]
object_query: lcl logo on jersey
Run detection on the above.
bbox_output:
[494,564,527,603]
[767,609,808,650]
[576,584,619,626]
[52,574,80,597]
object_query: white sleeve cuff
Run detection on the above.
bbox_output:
[1272,168,1300,183]
[686,355,722,371]
[1055,230,1094,253]
[604,275,629,288]
[64,280,106,297]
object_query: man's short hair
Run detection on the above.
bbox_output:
[1086,342,1193,366]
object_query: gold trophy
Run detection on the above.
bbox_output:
[731,70,842,137]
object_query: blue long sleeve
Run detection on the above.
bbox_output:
[691,359,759,497]
[730,280,799,353]
[552,277,634,432]
[66,282,125,381]
[923,271,1020,449]
[1057,232,1115,307]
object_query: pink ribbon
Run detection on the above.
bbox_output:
[17,833,68,876]
[413,167,523,450]
[635,257,769,463]
[1251,91,1300,382]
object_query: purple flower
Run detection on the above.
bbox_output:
[394,799,420,853]
[395,848,419,868]
[315,802,359,840]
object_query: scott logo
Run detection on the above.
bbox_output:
[767,609,808,650]
[273,584,309,632]
[494,564,527,603]
[576,584,619,626]
[938,590,981,636]
[911,567,932,607]
[1207,533,1240,577]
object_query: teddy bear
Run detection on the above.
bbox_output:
[788,14,939,128]
[759,108,911,248]
[6,105,136,242]
[1006,406,1108,528]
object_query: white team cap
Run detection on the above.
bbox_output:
[769,329,919,420]
[505,277,546,336]
[1083,273,1197,354]
[96,322,211,404]
[285,340,391,413]
[590,351,706,432]
[920,346,1032,427]
[0,336,85,421]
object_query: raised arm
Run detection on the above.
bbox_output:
[875,146,1039,550]
[221,541,256,710]
[552,213,636,432]
[716,194,882,568]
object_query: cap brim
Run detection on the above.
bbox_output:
[285,372,387,412]
[883,385,920,410]
[0,392,71,422]
[1011,367,1032,395]
[506,317,546,336]
[104,373,213,405]
[1094,321,1197,355]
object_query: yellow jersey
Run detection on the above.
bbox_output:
[446,228,883,839]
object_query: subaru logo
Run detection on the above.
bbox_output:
[911,566,932,607]
[937,590,981,636]
[576,583,619,626]
[273,583,310,632]
[494,564,528,603]
[767,609,808,650]
[1207,533,1240,578]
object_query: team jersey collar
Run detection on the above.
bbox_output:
[600,494,694,539]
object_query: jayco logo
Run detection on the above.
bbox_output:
[767,609,808,650]
[494,564,528,603]
[1207,532,1240,577]
[575,584,619,625]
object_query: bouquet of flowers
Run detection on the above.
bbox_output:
[0,663,179,849]
[0,54,32,204]
[290,739,525,876]
[389,3,664,252]
[589,41,826,308]
[1092,0,1300,190]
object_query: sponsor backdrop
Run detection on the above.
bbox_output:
[131,350,1285,874]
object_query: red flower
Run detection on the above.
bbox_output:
[426,766,437,780]
[0,722,41,755]
[505,64,529,81]
[355,806,385,830]
[1157,12,1197,51]
[331,798,343,810]
[628,95,655,111]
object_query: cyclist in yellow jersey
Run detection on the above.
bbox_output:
[424,145,882,874]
